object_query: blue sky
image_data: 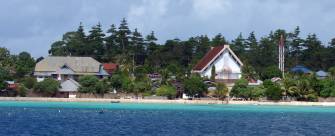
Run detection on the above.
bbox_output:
[1,0,334,58]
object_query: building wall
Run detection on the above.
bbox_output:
[201,50,241,79]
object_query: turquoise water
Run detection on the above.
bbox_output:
[1,101,335,135]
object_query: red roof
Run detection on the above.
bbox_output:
[193,46,225,71]
[103,63,118,74]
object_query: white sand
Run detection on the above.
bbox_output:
[1,97,335,106]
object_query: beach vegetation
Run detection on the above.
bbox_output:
[78,75,108,94]
[214,82,228,100]
[231,79,251,100]
[34,78,60,96]
[22,77,37,89]
[263,80,282,101]
[156,85,177,99]
[184,75,207,98]
[18,84,28,97]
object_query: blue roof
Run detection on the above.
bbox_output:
[316,70,328,77]
[290,65,312,73]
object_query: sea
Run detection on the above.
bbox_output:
[0,101,335,136]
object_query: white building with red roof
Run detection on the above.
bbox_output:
[192,45,243,84]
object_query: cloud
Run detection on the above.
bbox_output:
[0,0,335,57]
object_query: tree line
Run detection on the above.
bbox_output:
[49,18,335,80]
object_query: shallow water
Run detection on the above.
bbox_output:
[0,101,335,136]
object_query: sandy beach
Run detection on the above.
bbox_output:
[1,97,335,106]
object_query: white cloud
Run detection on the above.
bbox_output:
[192,0,232,20]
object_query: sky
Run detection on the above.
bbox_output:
[1,0,335,58]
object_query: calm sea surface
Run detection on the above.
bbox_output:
[0,101,335,136]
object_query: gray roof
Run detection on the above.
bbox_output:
[316,70,328,77]
[59,79,80,92]
[35,56,101,73]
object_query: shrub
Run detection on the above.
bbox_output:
[183,75,207,97]
[34,78,60,96]
[263,80,282,101]
[156,85,177,99]
[22,77,37,89]
[78,75,108,94]
[307,93,318,102]
[79,75,100,93]
[250,86,266,100]
[231,78,251,99]
[18,85,28,97]
[215,82,228,100]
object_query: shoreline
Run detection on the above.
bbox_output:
[1,97,335,106]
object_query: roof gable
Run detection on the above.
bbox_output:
[193,45,243,72]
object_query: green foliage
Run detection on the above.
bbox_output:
[18,84,28,97]
[156,85,176,99]
[133,78,151,96]
[263,80,282,101]
[328,67,335,80]
[34,78,60,96]
[319,79,335,97]
[0,67,10,89]
[230,78,251,99]
[22,77,37,89]
[215,82,228,100]
[14,52,35,77]
[78,75,108,94]
[261,65,281,80]
[250,85,266,100]
[183,75,207,97]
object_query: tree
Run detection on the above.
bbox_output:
[183,75,207,97]
[48,39,68,56]
[15,52,35,77]
[210,65,216,81]
[117,18,131,54]
[263,80,282,101]
[131,28,145,65]
[230,78,251,99]
[156,85,177,99]
[22,77,37,89]
[87,23,105,61]
[215,82,228,100]
[133,78,151,98]
[105,24,119,61]
[0,67,10,89]
[78,75,106,93]
[211,33,227,46]
[231,33,246,59]
[328,66,335,80]
[261,65,281,80]
[319,79,335,98]
[34,78,60,96]
[0,47,14,68]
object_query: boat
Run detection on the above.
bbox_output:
[110,100,120,103]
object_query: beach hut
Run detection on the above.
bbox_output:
[290,65,312,74]
[316,70,328,79]
[58,79,80,98]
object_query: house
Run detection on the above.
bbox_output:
[192,45,243,86]
[34,56,109,98]
[103,63,118,75]
[316,70,328,79]
[34,56,109,82]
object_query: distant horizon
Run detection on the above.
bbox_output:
[1,0,334,58]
